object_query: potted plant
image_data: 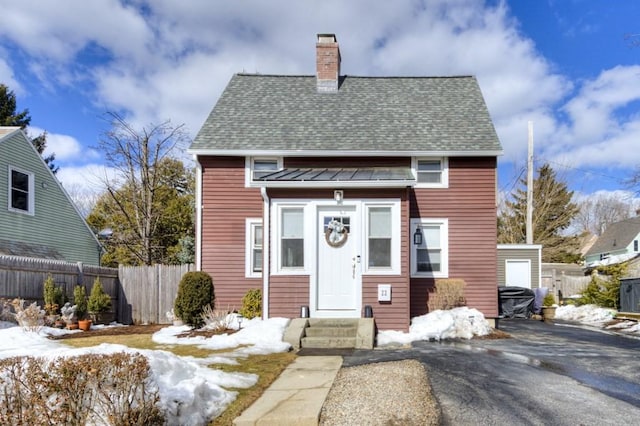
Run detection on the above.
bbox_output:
[43,274,64,326]
[74,285,91,331]
[87,277,111,324]
[541,292,557,320]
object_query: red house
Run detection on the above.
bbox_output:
[189,34,502,331]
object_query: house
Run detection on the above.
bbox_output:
[0,127,100,265]
[584,214,640,269]
[189,34,503,331]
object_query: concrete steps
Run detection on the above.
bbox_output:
[283,318,375,350]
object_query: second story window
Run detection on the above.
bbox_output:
[253,158,279,179]
[413,157,448,188]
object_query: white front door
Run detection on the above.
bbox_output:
[315,205,360,316]
[505,259,531,288]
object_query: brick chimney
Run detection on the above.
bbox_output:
[316,34,340,92]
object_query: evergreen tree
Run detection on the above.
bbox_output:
[0,84,58,173]
[499,163,580,262]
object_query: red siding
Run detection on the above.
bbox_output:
[410,157,498,318]
[199,156,263,311]
[269,276,310,318]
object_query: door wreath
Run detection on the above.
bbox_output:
[325,219,348,248]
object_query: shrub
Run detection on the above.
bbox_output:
[43,274,64,315]
[11,299,45,332]
[542,292,555,307]
[201,305,233,332]
[87,277,111,318]
[0,352,163,425]
[174,271,214,328]
[239,288,262,320]
[427,279,466,312]
[579,263,627,309]
[74,285,88,320]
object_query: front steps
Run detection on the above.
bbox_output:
[284,318,375,350]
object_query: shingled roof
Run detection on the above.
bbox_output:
[190,74,502,155]
[585,216,640,256]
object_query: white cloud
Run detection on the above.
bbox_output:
[28,127,100,163]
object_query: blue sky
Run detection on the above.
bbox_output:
[1,0,639,203]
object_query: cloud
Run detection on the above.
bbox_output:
[29,127,100,164]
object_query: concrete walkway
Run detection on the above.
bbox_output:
[233,356,343,426]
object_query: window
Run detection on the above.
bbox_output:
[9,167,34,215]
[364,202,400,274]
[411,218,448,277]
[635,240,638,252]
[413,157,448,188]
[280,208,304,269]
[252,158,280,179]
[245,219,263,278]
[368,207,391,268]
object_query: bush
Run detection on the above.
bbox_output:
[0,352,163,425]
[74,285,88,320]
[543,292,555,307]
[174,271,214,328]
[87,277,111,318]
[579,263,626,309]
[427,279,466,312]
[43,274,64,315]
[239,288,262,319]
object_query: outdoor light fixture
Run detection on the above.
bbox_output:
[334,190,343,203]
[413,227,423,245]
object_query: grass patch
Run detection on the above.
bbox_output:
[210,351,297,426]
[60,332,297,425]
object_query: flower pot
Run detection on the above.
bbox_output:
[78,319,92,331]
[541,306,556,320]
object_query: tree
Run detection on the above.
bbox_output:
[87,113,193,266]
[573,192,639,236]
[0,84,58,173]
[499,163,581,262]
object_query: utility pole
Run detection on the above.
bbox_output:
[526,121,534,244]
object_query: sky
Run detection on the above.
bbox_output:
[1,0,640,202]
[1,305,637,423]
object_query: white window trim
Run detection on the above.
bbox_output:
[271,202,308,275]
[410,218,449,278]
[363,201,401,275]
[412,157,449,188]
[8,165,35,216]
[245,218,263,278]
[245,156,283,187]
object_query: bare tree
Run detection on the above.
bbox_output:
[93,113,190,265]
[574,192,640,236]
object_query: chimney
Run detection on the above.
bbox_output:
[316,34,340,92]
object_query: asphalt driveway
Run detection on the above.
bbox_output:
[342,319,640,425]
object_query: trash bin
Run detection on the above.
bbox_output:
[498,286,535,319]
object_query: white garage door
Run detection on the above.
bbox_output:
[505,259,531,288]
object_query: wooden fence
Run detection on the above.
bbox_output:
[0,255,119,321]
[542,270,591,301]
[0,256,194,325]
[118,263,194,324]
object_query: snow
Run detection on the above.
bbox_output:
[1,305,638,424]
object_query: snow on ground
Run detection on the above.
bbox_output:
[377,307,492,346]
[2,304,638,424]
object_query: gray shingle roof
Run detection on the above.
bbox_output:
[585,216,640,256]
[190,74,502,154]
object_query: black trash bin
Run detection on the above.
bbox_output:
[498,286,535,319]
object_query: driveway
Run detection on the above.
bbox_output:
[342,319,640,425]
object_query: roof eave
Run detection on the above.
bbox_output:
[188,148,504,157]
[250,180,416,189]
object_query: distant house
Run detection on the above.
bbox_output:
[188,34,503,330]
[0,127,100,264]
[584,215,640,268]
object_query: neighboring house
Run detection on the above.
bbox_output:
[0,127,100,265]
[584,215,640,269]
[189,34,503,330]
[498,244,542,289]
